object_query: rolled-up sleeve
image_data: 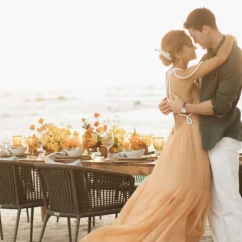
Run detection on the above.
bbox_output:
[211,49,242,117]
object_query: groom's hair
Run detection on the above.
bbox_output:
[183,7,218,32]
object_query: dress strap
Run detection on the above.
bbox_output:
[179,113,193,125]
[166,68,179,99]
[166,64,203,126]
[173,61,204,79]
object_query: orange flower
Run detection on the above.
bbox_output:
[93,121,99,127]
[94,113,100,118]
[87,127,93,133]
[29,125,35,130]
[38,118,44,124]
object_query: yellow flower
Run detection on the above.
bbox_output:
[27,118,82,153]
[38,118,44,124]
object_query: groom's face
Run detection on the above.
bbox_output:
[187,28,210,50]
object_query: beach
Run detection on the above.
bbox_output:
[2,84,242,242]
[1,208,213,241]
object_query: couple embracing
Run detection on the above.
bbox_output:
[81,7,242,242]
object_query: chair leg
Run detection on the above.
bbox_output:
[38,214,51,242]
[92,216,95,227]
[56,216,59,222]
[0,211,3,240]
[29,208,34,242]
[13,208,21,242]
[74,216,80,242]
[26,208,30,222]
[67,217,72,242]
[88,217,92,233]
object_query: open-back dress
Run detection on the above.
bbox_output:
[80,68,211,242]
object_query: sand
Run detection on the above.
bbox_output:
[0,208,213,242]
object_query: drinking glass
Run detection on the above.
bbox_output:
[12,135,22,147]
[37,140,45,159]
[101,131,114,160]
[0,131,12,152]
[27,137,36,157]
[152,136,164,158]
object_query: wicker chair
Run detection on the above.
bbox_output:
[134,174,147,188]
[0,160,44,242]
[34,162,135,242]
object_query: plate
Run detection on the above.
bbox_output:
[55,154,91,160]
[115,156,155,162]
[0,154,13,158]
[16,153,31,158]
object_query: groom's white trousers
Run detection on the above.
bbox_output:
[208,137,242,242]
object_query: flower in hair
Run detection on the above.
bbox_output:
[155,49,172,61]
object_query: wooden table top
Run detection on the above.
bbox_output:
[17,156,156,175]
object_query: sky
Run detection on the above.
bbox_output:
[0,0,241,90]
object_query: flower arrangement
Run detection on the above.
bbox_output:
[26,115,153,156]
[81,113,108,150]
[109,127,126,153]
[25,134,42,154]
[81,113,153,154]
[28,118,81,153]
[125,129,152,153]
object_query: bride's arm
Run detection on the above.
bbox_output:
[174,35,234,80]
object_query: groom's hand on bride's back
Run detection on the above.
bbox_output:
[158,97,172,115]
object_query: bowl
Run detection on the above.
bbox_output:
[123,149,145,158]
[91,151,102,160]
[65,148,84,157]
[94,156,105,162]
[9,146,27,156]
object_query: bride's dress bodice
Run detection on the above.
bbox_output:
[166,68,200,131]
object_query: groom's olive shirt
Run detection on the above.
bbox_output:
[199,35,242,150]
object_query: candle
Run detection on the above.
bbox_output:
[12,135,22,147]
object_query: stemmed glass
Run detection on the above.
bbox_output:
[152,136,164,158]
[26,137,36,158]
[37,140,45,159]
[101,131,114,160]
[0,131,12,153]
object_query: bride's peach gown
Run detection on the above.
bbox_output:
[80,69,211,242]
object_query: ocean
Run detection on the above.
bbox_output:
[0,82,174,142]
[1,82,242,146]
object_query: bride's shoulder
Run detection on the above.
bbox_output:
[172,62,204,80]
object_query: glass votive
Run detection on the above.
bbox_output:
[12,135,22,147]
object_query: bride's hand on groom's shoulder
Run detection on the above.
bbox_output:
[158,97,172,115]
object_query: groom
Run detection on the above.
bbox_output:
[159,7,242,242]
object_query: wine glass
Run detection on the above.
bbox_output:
[152,136,164,158]
[0,131,12,152]
[101,131,114,160]
[26,137,36,158]
[37,140,45,159]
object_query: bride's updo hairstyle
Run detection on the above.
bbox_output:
[159,30,193,66]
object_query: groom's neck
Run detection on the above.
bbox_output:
[209,30,224,51]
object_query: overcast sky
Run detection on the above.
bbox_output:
[0,0,241,90]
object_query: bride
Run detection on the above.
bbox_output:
[80,30,234,242]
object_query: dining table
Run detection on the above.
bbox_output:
[13,155,242,221]
[17,154,156,221]
[17,155,157,175]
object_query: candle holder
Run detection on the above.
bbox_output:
[12,135,22,147]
